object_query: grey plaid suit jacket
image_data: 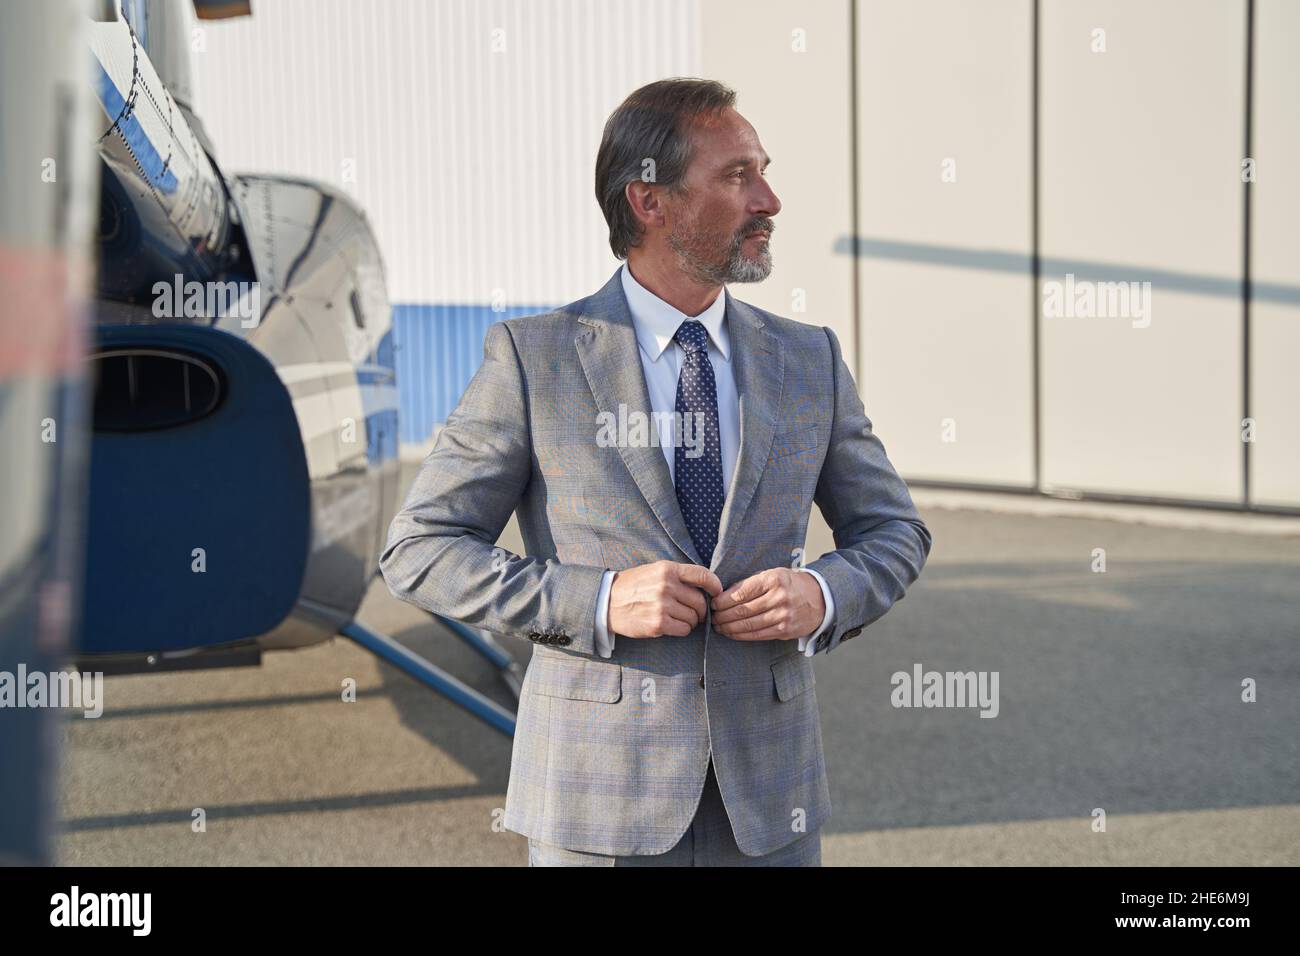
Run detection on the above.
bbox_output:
[380,266,932,857]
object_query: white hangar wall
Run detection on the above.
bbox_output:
[188,0,1297,509]
[850,0,1298,509]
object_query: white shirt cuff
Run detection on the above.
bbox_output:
[795,567,835,657]
[593,569,616,658]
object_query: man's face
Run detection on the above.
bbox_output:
[662,107,781,284]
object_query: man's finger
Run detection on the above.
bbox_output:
[711,588,775,625]
[711,569,774,611]
[720,619,795,642]
[659,602,699,634]
[676,563,724,597]
[668,584,708,623]
[719,606,786,637]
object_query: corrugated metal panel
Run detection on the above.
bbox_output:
[189,0,702,306]
[392,303,554,447]
[188,0,702,450]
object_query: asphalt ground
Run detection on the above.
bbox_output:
[55,465,1300,865]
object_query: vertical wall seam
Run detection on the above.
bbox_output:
[1242,0,1255,507]
[1031,0,1042,492]
[849,0,862,392]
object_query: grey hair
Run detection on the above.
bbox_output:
[595,78,737,260]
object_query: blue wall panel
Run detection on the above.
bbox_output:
[392,303,556,447]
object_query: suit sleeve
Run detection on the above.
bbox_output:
[379,320,609,657]
[803,325,932,654]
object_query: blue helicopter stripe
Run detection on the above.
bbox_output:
[93,58,180,196]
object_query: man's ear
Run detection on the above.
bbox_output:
[625,179,665,231]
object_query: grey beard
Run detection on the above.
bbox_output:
[668,228,773,285]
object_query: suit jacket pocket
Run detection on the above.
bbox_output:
[529,653,623,703]
[771,651,816,702]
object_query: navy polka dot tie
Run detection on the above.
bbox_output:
[673,320,724,567]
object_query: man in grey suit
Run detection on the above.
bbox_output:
[380,77,932,866]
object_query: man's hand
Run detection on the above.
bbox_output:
[608,560,724,638]
[710,567,825,642]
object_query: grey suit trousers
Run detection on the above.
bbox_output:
[527,755,822,867]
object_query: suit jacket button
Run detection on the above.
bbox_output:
[698,675,705,688]
[557,635,571,646]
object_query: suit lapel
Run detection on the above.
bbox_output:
[711,291,782,573]
[576,269,702,565]
[575,268,784,573]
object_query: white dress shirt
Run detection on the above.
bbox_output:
[591,262,836,658]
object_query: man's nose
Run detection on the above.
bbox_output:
[754,181,781,218]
